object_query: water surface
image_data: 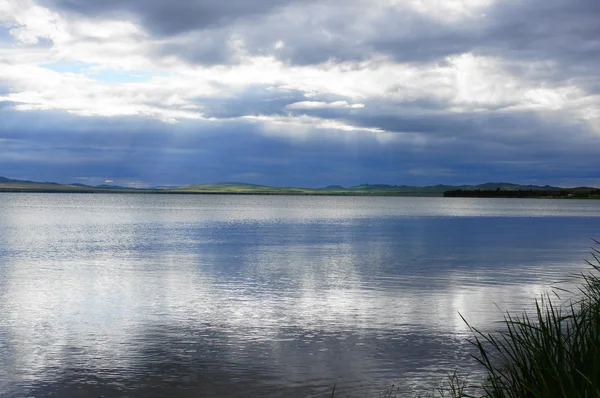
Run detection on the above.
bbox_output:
[0,194,598,397]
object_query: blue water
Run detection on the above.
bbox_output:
[0,194,598,397]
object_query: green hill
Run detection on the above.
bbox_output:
[170,182,565,196]
[173,182,315,194]
[1,176,594,197]
[0,176,141,193]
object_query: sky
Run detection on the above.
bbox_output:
[0,0,599,188]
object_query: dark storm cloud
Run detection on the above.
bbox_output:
[39,0,305,35]
[471,0,600,87]
[239,4,474,66]
[153,30,235,65]
[373,0,600,73]
[38,0,600,77]
[2,0,599,186]
[179,0,597,76]
[282,95,577,145]
[0,101,19,109]
[1,108,599,187]
[193,85,308,118]
[485,0,600,57]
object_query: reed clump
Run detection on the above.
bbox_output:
[442,242,600,398]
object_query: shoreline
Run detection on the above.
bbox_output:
[2,188,600,199]
[0,188,443,196]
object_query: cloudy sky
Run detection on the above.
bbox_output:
[0,0,599,187]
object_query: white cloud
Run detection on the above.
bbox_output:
[0,0,598,138]
[2,0,64,44]
[240,114,400,145]
[286,101,364,109]
[392,0,494,21]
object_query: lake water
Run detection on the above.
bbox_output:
[0,194,599,397]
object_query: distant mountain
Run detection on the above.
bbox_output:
[220,182,267,187]
[150,185,178,190]
[174,182,570,196]
[351,184,393,190]
[342,182,562,192]
[71,182,142,190]
[173,182,314,194]
[0,176,142,192]
[472,182,561,191]
[0,176,60,186]
[0,176,38,184]
[0,176,590,196]
[95,184,137,190]
[175,182,273,191]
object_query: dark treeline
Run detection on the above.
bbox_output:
[444,188,600,198]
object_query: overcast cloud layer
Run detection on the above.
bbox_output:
[1,0,599,187]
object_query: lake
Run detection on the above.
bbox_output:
[0,193,599,397]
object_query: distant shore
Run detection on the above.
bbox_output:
[445,188,600,199]
[2,187,600,199]
[0,187,443,196]
[2,176,599,198]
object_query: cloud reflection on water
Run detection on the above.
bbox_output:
[0,194,596,396]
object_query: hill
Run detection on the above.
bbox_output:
[1,176,595,197]
[171,182,566,196]
[0,176,143,193]
[173,182,316,194]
